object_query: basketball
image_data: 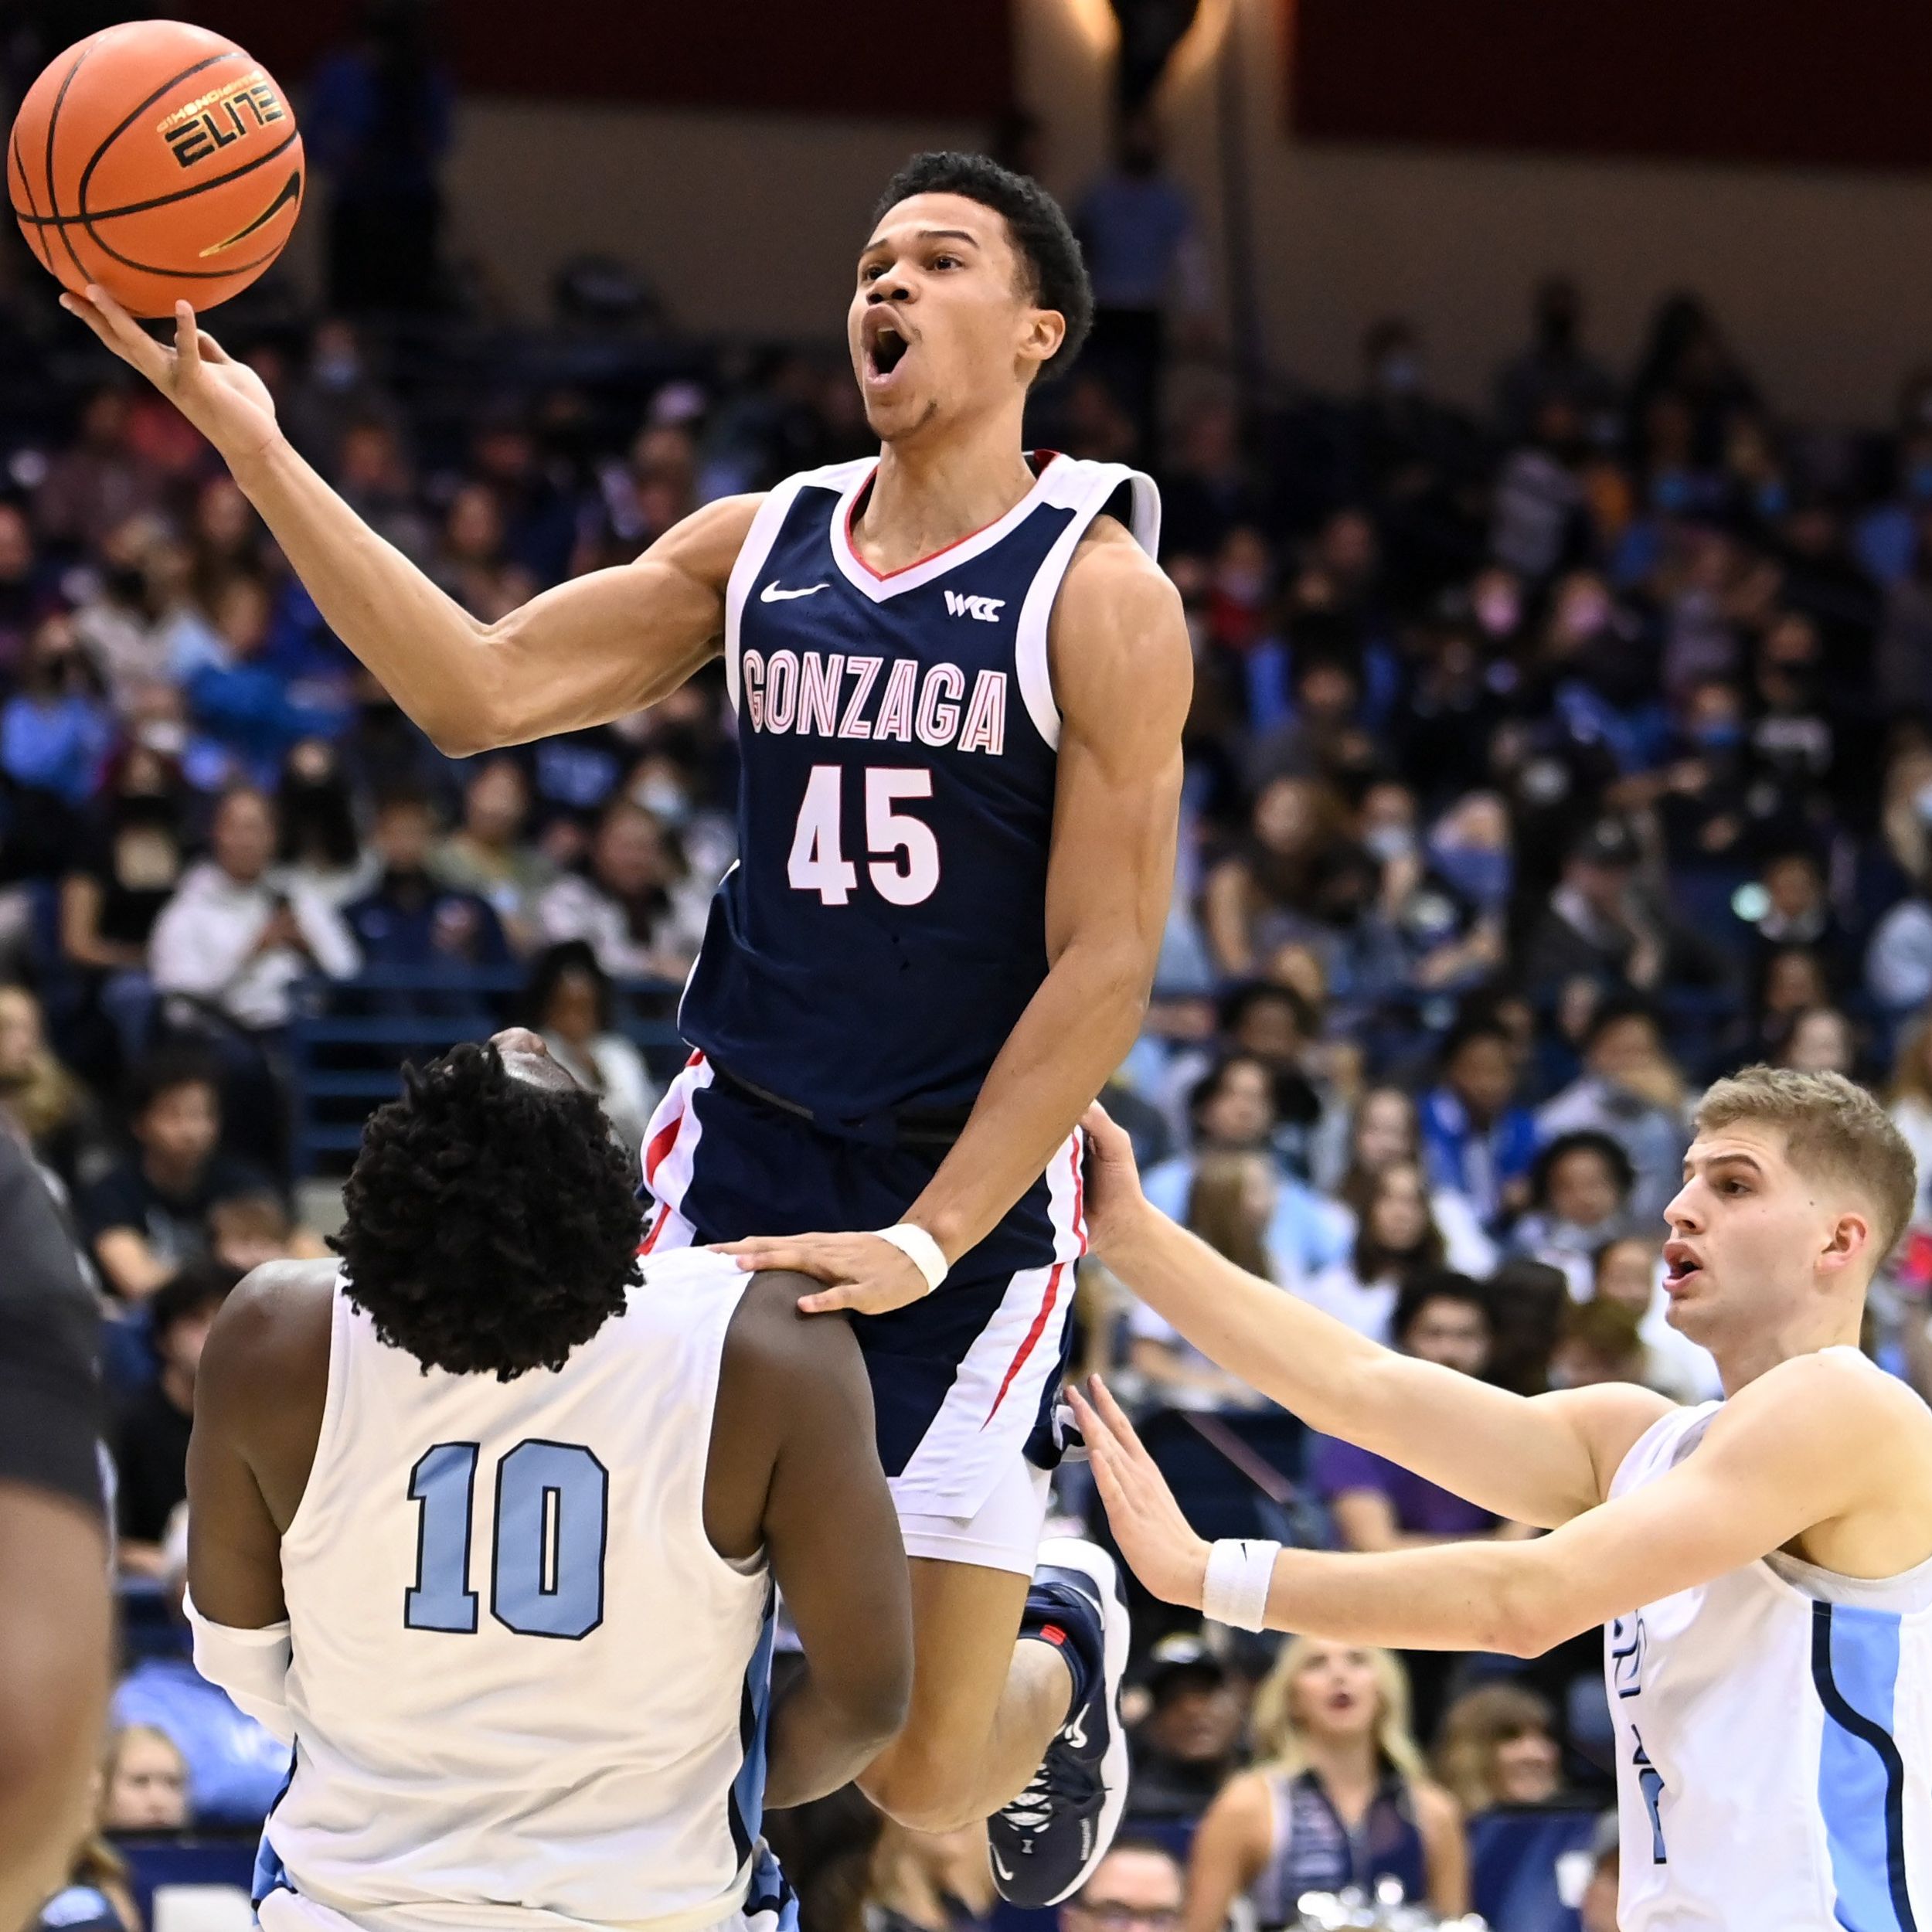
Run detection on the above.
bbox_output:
[9,19,302,318]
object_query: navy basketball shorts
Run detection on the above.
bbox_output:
[638,1054,1087,1576]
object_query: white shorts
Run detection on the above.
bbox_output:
[898,1454,1053,1577]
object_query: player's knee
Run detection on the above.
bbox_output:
[857,1743,980,1835]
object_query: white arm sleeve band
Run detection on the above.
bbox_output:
[185,1587,295,1744]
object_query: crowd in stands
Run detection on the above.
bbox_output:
[13,121,1932,1932]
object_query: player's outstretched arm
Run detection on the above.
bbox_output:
[60,290,752,754]
[1082,1104,1670,1529]
[1077,1349,1907,1655]
[709,1273,913,1808]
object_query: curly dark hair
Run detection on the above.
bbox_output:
[331,1041,641,1380]
[870,151,1093,379]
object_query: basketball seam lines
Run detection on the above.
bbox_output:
[19,126,299,227]
[43,38,96,289]
[74,51,256,225]
[10,131,54,276]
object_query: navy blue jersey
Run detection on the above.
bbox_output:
[679,453,1160,1130]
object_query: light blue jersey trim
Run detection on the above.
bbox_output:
[1813,1602,1920,1932]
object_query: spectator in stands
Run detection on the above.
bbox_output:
[1887,1013,1932,1234]
[276,739,379,908]
[80,1053,273,1301]
[1549,1295,1649,1387]
[1311,1274,1523,1556]
[148,783,359,1033]
[866,1818,996,1932]
[100,1723,190,1831]
[1484,1256,1571,1398]
[110,1515,290,1828]
[1183,1638,1468,1926]
[538,797,706,982]
[1072,106,1206,456]
[1123,1633,1247,1827]
[112,1258,240,1577]
[172,575,343,781]
[1741,849,1854,997]
[1141,1056,1349,1278]
[1433,1682,1566,1815]
[1589,1233,1720,1402]
[1201,777,1353,981]
[0,984,105,1197]
[1535,998,1690,1226]
[1522,818,1713,1002]
[2,614,114,807]
[1304,1160,1445,1342]
[209,1192,321,1274]
[529,940,658,1157]
[1777,1003,1859,1078]
[61,743,189,1066]
[1218,981,1330,1180]
[434,753,554,953]
[1506,1130,1637,1301]
[1418,1019,1539,1230]
[1061,1839,1185,1932]
[1126,1151,1278,1411]
[1494,277,1618,444]
[1332,1086,1495,1274]
[36,383,163,552]
[27,1835,138,1932]
[1866,865,1932,1021]
[344,787,512,978]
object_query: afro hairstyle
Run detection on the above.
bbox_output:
[331,1041,641,1380]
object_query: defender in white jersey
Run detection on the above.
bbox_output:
[182,1031,911,1932]
[1061,1067,1932,1930]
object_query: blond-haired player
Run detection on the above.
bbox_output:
[1071,1066,1932,1931]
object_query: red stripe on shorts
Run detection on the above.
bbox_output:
[982,1262,1063,1430]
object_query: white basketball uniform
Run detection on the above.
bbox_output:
[248,1248,787,1932]
[1605,1350,1932,1931]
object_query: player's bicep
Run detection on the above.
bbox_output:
[485,493,757,736]
[1519,1376,1872,1645]
[1044,555,1190,961]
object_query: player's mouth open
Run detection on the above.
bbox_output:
[866,319,912,383]
[1663,1242,1703,1291]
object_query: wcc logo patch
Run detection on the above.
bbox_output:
[944,590,1005,623]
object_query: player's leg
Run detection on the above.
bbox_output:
[857,1556,1063,1832]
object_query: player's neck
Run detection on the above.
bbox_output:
[858,413,1037,575]
[1712,1301,1865,1397]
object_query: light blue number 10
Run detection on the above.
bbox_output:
[403,1439,609,1641]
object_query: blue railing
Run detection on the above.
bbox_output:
[287,968,687,1175]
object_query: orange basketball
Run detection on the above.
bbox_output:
[9,19,303,318]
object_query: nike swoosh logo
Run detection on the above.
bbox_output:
[991,1852,1015,1883]
[760,580,829,601]
[1064,1712,1089,1750]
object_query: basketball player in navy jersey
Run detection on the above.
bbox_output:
[69,151,1191,1903]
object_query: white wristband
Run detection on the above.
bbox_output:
[876,1222,948,1294]
[1202,1538,1281,1631]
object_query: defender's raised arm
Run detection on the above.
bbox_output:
[62,288,753,755]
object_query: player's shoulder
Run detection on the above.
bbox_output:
[199,1257,336,1425]
[1730,1343,1924,1431]
[651,491,768,579]
[721,1269,865,1385]
[1051,515,1188,706]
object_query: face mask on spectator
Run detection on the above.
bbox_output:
[1430,841,1512,907]
[631,775,691,825]
[1362,824,1414,864]
[1475,584,1519,637]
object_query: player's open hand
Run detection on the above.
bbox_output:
[713,1230,933,1316]
[60,287,280,464]
[1078,1102,1152,1263]
[1067,1376,1209,1611]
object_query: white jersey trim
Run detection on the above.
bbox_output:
[828,454,1060,603]
[1012,459,1162,753]
[723,466,859,716]
[278,1274,353,1556]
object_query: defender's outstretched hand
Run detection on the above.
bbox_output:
[1077,1101,1151,1262]
[1068,1377,1209,1610]
[60,287,280,464]
[714,1230,931,1316]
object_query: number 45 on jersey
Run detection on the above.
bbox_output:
[789,764,939,907]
